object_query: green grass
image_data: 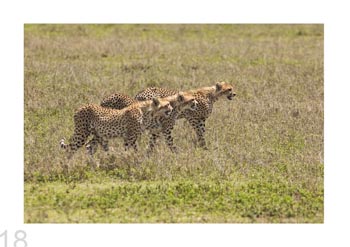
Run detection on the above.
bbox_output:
[25,178,323,223]
[24,24,324,223]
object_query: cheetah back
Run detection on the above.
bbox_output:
[135,87,178,101]
[100,92,136,109]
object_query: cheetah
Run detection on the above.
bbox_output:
[100,92,137,109]
[93,91,198,153]
[143,92,198,153]
[134,81,236,149]
[60,98,173,159]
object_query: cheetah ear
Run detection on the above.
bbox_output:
[152,97,160,107]
[177,92,185,102]
[216,82,223,92]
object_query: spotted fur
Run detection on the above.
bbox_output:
[135,87,178,101]
[100,92,137,109]
[143,92,198,153]
[60,98,173,158]
[134,82,236,148]
[93,91,198,153]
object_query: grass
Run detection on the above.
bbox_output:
[25,179,322,223]
[24,24,324,223]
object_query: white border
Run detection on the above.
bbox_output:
[1,0,349,246]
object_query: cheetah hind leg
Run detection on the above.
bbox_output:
[86,134,111,153]
[84,138,99,170]
[85,136,100,156]
[86,135,111,169]
[87,141,116,170]
[60,138,99,170]
[60,130,90,159]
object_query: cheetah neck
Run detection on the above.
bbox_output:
[187,86,217,104]
[189,86,216,96]
[136,100,155,113]
[136,101,161,130]
[162,94,180,108]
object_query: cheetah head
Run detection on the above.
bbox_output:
[215,81,236,100]
[151,98,173,117]
[176,92,198,111]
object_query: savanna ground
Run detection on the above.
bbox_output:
[24,24,323,223]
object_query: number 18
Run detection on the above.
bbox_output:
[0,230,27,247]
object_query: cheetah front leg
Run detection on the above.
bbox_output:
[85,137,99,156]
[162,126,177,153]
[187,117,208,149]
[146,130,161,154]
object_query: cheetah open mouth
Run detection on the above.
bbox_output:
[227,94,235,100]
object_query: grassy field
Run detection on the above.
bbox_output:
[24,24,324,223]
